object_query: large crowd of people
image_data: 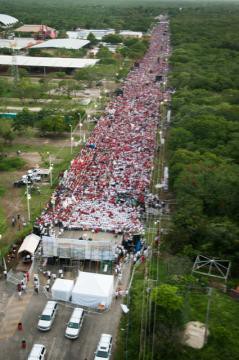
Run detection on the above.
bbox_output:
[37,20,170,236]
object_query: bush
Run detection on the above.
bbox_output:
[0,157,26,171]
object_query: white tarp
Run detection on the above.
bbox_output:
[51,278,74,301]
[18,233,40,256]
[71,271,114,309]
[42,235,116,261]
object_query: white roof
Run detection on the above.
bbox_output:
[0,38,39,50]
[74,271,114,297]
[119,30,143,38]
[18,233,41,255]
[69,29,115,40]
[0,55,99,68]
[51,278,74,293]
[0,14,18,26]
[31,39,89,50]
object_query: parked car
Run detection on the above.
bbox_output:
[37,301,58,331]
[65,307,84,339]
[94,334,113,360]
[13,179,32,187]
[27,344,46,360]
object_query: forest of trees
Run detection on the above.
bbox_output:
[0,0,162,31]
[168,7,239,273]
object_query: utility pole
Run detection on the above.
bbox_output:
[11,40,19,85]
[204,287,213,344]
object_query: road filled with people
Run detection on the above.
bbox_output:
[37,20,170,236]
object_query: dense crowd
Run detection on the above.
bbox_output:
[37,20,170,235]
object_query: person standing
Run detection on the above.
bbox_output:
[11,216,16,227]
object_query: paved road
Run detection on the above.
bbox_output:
[0,262,131,360]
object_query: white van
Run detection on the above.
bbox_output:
[37,301,58,331]
[28,344,46,360]
[65,307,84,339]
[94,334,113,360]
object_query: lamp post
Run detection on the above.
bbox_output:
[49,164,53,187]
[69,124,73,154]
[26,183,31,222]
[47,152,53,186]
[79,122,83,141]
[0,235,7,272]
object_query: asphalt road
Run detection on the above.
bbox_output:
[0,262,131,360]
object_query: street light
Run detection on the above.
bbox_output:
[69,124,73,154]
[0,235,7,272]
[49,163,54,187]
[26,183,31,222]
[79,122,83,140]
[47,152,54,185]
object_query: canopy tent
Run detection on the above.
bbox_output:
[71,271,114,309]
[18,233,41,256]
[51,278,74,301]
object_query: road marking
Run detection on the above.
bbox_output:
[48,336,57,359]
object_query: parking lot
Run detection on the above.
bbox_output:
[0,262,131,360]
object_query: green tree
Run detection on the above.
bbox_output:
[87,32,98,45]
[102,33,123,44]
[37,115,67,135]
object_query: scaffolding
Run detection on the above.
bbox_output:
[42,235,116,262]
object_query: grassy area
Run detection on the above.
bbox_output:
[0,134,81,252]
[0,157,26,171]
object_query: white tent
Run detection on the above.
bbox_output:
[18,233,41,256]
[71,271,114,309]
[51,278,74,301]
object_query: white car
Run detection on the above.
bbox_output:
[37,301,58,331]
[28,344,46,360]
[65,307,84,339]
[94,334,113,360]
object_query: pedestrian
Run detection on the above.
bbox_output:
[58,269,63,277]
[11,216,16,227]
[115,290,118,300]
